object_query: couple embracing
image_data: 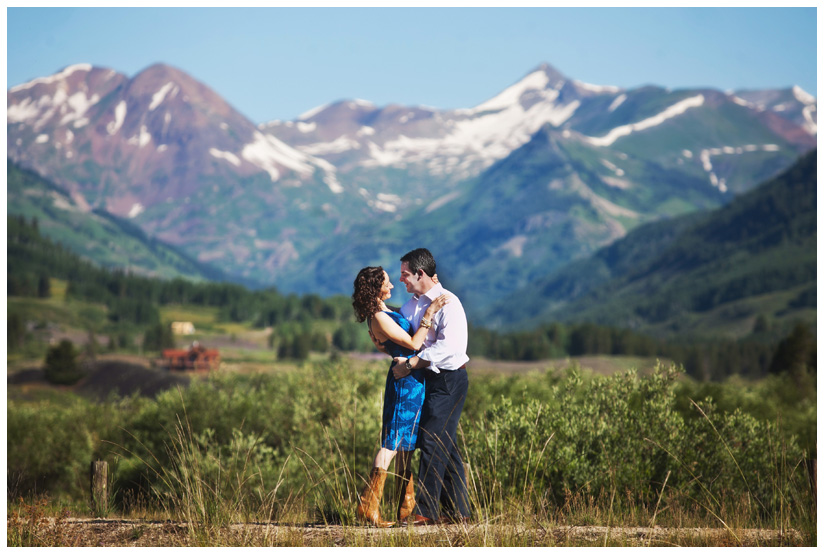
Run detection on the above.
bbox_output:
[351,248,471,526]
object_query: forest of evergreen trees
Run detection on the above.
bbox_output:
[7,214,816,382]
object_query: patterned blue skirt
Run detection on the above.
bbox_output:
[381,366,426,451]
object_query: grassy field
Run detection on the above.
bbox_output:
[7,354,816,547]
[7,293,816,547]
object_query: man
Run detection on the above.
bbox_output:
[390,248,471,525]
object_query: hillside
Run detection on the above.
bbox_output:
[8,62,815,302]
[481,149,817,339]
[7,161,228,283]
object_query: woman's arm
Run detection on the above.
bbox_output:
[371,294,450,351]
[368,326,388,354]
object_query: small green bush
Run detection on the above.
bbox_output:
[44,340,85,385]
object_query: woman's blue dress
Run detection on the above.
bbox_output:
[379,310,426,451]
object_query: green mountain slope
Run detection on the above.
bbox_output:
[483,149,817,338]
[7,161,228,283]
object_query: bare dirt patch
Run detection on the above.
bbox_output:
[7,354,190,401]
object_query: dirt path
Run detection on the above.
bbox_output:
[17,518,804,547]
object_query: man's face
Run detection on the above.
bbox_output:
[399,261,422,295]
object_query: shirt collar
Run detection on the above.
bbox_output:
[421,282,444,301]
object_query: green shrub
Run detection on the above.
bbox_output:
[44,340,85,385]
[6,361,814,529]
[462,364,810,523]
[7,400,95,499]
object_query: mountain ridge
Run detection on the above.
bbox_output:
[479,149,817,336]
[8,61,817,311]
[6,159,231,283]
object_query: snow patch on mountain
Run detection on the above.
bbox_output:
[302,136,361,155]
[127,125,152,148]
[361,92,580,176]
[573,80,622,95]
[497,235,528,257]
[49,190,78,212]
[322,173,343,194]
[9,88,65,129]
[128,203,145,218]
[149,82,179,110]
[470,70,550,113]
[608,94,627,112]
[601,175,631,189]
[698,144,781,193]
[600,158,625,176]
[793,86,818,134]
[572,176,639,219]
[801,106,817,134]
[730,96,752,108]
[297,121,317,133]
[107,101,128,134]
[298,103,329,121]
[425,191,462,213]
[210,148,241,166]
[792,85,816,105]
[586,95,705,147]
[311,157,344,193]
[8,84,100,127]
[242,132,315,181]
[369,198,397,213]
[59,91,100,126]
[7,98,40,123]
[241,131,341,191]
[9,63,92,93]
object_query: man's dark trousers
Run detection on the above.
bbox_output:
[415,366,470,520]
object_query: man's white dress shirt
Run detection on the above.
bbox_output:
[400,282,469,373]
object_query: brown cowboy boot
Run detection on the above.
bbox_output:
[356,467,395,527]
[396,470,416,521]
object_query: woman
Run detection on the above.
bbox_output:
[352,266,449,527]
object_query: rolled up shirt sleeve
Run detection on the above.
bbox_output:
[417,296,469,371]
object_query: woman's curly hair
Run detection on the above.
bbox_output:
[352,266,385,323]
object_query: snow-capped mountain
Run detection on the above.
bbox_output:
[263,63,815,205]
[266,64,815,308]
[7,62,816,303]
[262,64,612,182]
[8,63,345,279]
[732,85,817,135]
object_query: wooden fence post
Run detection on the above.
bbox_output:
[91,460,108,515]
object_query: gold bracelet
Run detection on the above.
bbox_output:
[420,318,432,329]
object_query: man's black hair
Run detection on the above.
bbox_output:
[400,248,436,277]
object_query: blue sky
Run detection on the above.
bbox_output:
[6,5,819,124]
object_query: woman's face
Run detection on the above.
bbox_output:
[379,271,393,301]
